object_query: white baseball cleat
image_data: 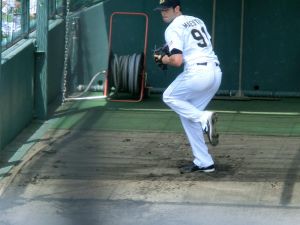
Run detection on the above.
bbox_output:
[205,111,219,146]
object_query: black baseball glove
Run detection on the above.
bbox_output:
[153,44,170,70]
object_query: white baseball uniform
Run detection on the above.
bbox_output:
[163,15,222,168]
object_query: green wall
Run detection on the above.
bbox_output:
[215,0,242,93]
[73,0,300,96]
[48,20,66,103]
[243,0,300,95]
[71,0,215,91]
[0,41,35,150]
[0,20,65,150]
[103,0,213,85]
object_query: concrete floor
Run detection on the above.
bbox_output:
[0,96,300,224]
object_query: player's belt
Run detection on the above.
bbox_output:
[196,62,219,66]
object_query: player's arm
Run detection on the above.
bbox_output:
[158,47,183,67]
[153,47,183,68]
[161,52,183,67]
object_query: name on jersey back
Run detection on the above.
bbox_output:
[182,18,201,29]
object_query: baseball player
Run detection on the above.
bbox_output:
[154,0,222,173]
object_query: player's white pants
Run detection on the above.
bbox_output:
[163,62,222,167]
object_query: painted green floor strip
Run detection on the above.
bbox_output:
[51,96,300,136]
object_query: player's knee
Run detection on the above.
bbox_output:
[163,92,176,108]
[162,92,171,104]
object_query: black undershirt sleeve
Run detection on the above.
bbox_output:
[170,48,183,55]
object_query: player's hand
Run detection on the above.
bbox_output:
[154,54,165,64]
[153,54,168,70]
[153,44,170,70]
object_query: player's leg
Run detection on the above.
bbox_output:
[179,115,214,168]
[163,68,218,172]
[162,69,215,123]
[190,66,222,145]
[191,65,222,115]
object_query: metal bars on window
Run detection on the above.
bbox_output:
[1,0,63,51]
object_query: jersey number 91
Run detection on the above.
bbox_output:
[191,27,209,48]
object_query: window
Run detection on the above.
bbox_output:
[2,0,22,48]
[29,0,36,27]
[1,0,62,51]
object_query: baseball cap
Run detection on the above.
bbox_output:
[154,0,181,11]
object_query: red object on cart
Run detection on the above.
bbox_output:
[104,12,149,102]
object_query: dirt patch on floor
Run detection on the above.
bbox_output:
[12,130,300,184]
